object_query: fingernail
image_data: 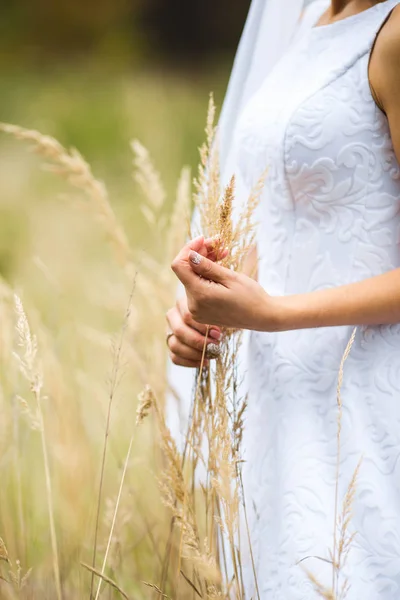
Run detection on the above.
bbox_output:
[190,251,202,265]
[209,329,222,341]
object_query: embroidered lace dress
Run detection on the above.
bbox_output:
[229,1,400,597]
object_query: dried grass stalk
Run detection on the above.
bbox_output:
[193,94,221,237]
[161,95,267,600]
[131,139,166,224]
[332,327,357,597]
[0,123,135,276]
[95,385,154,600]
[90,279,136,598]
[81,562,131,600]
[13,295,62,600]
[304,568,335,600]
[305,327,359,599]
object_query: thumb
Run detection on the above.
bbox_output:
[189,250,232,285]
[171,236,207,287]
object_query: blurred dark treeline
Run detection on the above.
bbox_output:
[0,0,251,69]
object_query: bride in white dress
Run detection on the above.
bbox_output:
[167,0,400,597]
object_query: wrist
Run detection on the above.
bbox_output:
[257,294,287,332]
[260,294,308,333]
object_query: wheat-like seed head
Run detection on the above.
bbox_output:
[0,538,9,564]
[0,123,134,275]
[194,95,220,237]
[216,175,234,262]
[205,93,216,151]
[13,294,42,396]
[337,327,357,412]
[136,385,154,426]
[131,139,167,225]
[12,294,62,600]
[304,568,335,600]
[336,458,363,574]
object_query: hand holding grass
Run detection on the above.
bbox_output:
[173,235,400,335]
[166,236,226,368]
[171,236,279,332]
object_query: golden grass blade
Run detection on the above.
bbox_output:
[94,434,134,600]
[180,569,203,598]
[142,581,170,599]
[176,326,210,584]
[81,562,131,600]
[297,556,333,566]
[238,470,260,600]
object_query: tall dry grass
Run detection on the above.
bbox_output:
[0,97,361,600]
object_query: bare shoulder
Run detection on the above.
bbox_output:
[369,4,400,116]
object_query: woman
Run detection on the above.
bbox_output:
[167,0,400,597]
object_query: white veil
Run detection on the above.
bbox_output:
[219,0,305,172]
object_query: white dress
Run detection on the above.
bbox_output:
[230,0,400,598]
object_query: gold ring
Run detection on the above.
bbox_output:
[166,331,174,346]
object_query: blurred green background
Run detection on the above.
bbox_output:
[0,0,251,281]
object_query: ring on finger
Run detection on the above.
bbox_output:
[166,331,174,347]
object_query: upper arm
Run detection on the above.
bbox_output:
[369,5,400,161]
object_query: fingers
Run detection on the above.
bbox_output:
[167,308,220,366]
[169,353,209,369]
[166,307,214,352]
[168,335,206,362]
[176,296,222,340]
[204,238,229,263]
[188,251,232,286]
[171,236,229,288]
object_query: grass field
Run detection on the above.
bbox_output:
[0,65,229,598]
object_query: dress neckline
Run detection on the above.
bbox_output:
[311,0,395,33]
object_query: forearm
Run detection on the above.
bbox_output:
[271,268,400,332]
